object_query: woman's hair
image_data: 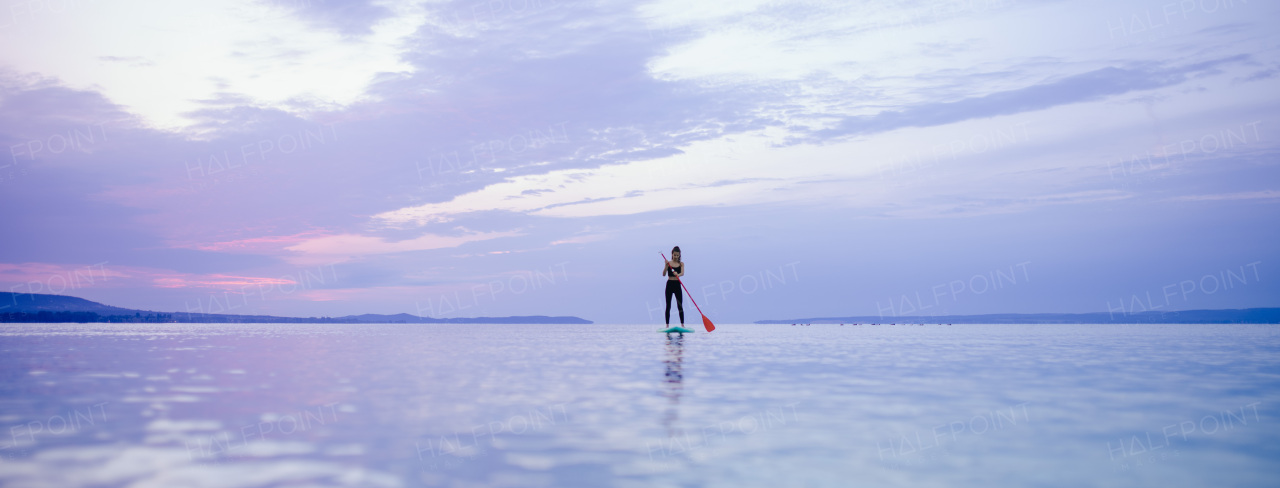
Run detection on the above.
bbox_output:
[671,246,681,261]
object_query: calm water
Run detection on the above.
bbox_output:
[0,323,1277,487]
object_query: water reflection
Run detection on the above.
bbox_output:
[4,324,1275,487]
[661,333,685,437]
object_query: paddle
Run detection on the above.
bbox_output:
[662,253,715,332]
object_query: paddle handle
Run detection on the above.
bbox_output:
[662,253,706,316]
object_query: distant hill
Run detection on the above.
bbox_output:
[0,292,592,324]
[1,292,137,315]
[755,308,1280,324]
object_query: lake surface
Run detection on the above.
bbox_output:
[0,323,1277,487]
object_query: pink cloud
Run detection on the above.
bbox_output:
[190,231,328,253]
[150,274,296,289]
[284,230,524,261]
[1,262,309,295]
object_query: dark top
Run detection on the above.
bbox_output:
[667,263,682,276]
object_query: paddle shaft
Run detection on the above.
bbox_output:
[662,253,706,317]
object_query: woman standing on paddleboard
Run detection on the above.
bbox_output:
[663,246,685,326]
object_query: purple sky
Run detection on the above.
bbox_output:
[1,0,1277,324]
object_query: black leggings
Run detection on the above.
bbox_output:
[665,280,684,325]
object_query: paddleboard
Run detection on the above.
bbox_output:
[660,326,694,333]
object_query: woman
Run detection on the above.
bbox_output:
[663,246,685,326]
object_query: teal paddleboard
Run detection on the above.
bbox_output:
[660,326,694,333]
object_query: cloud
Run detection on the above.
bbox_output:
[369,133,772,225]
[879,190,1135,219]
[367,107,1123,225]
[97,56,156,68]
[0,0,427,130]
[149,274,295,290]
[186,232,329,254]
[810,57,1250,140]
[0,262,304,294]
[266,0,395,36]
[550,234,611,246]
[1169,190,1279,202]
[285,230,524,260]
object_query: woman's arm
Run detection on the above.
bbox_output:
[662,261,669,276]
[678,262,685,278]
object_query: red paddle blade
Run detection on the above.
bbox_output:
[702,314,715,332]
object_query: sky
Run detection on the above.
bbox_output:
[0,0,1277,324]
